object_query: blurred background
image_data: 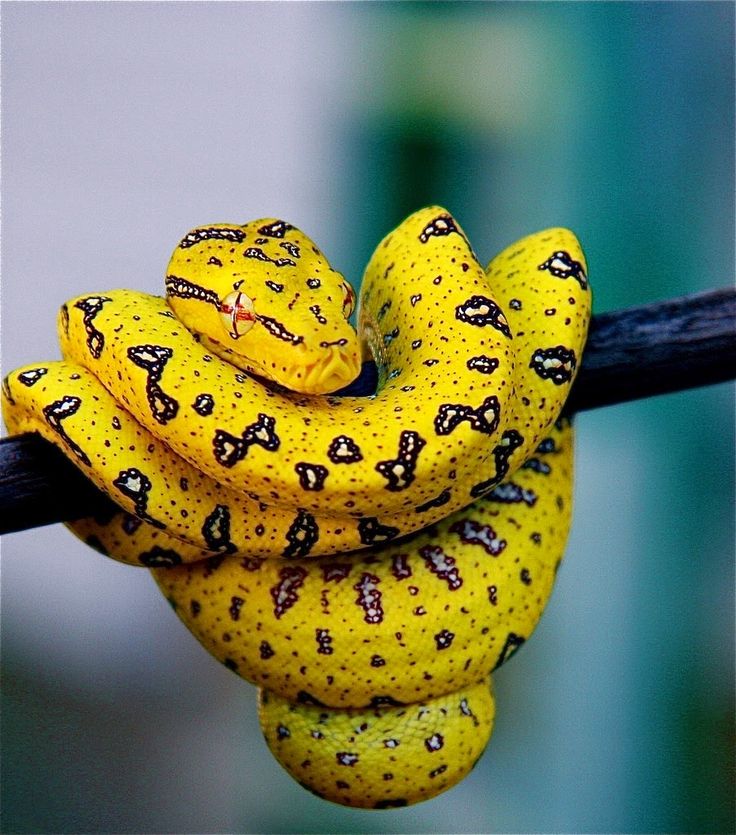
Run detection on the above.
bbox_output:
[1,2,733,833]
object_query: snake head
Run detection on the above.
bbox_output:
[165,220,361,394]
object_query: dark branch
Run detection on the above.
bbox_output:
[565,287,735,412]
[1,288,734,535]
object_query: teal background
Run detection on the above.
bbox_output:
[2,2,733,833]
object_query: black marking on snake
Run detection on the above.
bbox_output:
[410,293,422,306]
[265,280,284,293]
[509,298,522,310]
[494,632,526,669]
[460,697,479,725]
[327,435,363,464]
[376,430,426,492]
[493,428,524,482]
[419,213,459,243]
[179,227,246,248]
[127,344,179,424]
[539,250,588,289]
[165,275,221,307]
[213,413,280,467]
[309,304,327,324]
[306,277,321,289]
[229,596,245,621]
[377,299,392,320]
[60,303,70,335]
[192,393,214,416]
[416,489,451,513]
[113,467,163,528]
[486,482,538,506]
[320,340,348,353]
[322,563,351,583]
[434,395,501,437]
[2,376,15,405]
[260,640,275,659]
[383,327,400,346]
[18,368,47,387]
[138,546,183,567]
[279,240,300,258]
[243,247,296,268]
[294,692,327,711]
[355,572,383,624]
[74,296,113,358]
[425,733,445,753]
[455,295,511,337]
[315,628,333,655]
[295,462,329,491]
[420,545,462,590]
[271,565,308,616]
[450,519,506,556]
[257,315,303,345]
[536,437,556,454]
[358,517,400,546]
[207,256,223,267]
[466,355,499,375]
[530,346,577,384]
[122,513,143,535]
[468,427,525,499]
[434,629,455,650]
[257,220,293,238]
[202,504,237,553]
[522,457,551,474]
[42,396,90,466]
[283,510,319,558]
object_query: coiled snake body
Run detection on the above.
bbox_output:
[2,207,590,808]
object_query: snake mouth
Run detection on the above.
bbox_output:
[276,342,362,395]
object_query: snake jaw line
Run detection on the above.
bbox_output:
[1,206,591,808]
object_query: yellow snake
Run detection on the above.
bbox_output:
[2,207,590,808]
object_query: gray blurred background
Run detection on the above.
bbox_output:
[1,2,733,833]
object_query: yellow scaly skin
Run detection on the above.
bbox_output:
[155,417,573,808]
[3,208,589,564]
[1,207,591,807]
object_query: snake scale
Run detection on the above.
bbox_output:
[2,206,590,808]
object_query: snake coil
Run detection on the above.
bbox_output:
[2,207,590,807]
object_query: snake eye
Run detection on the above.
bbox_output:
[219,290,256,339]
[341,282,356,318]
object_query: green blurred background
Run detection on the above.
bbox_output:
[2,2,733,833]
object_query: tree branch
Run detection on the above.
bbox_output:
[1,288,734,535]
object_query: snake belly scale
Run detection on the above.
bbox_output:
[2,206,590,807]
